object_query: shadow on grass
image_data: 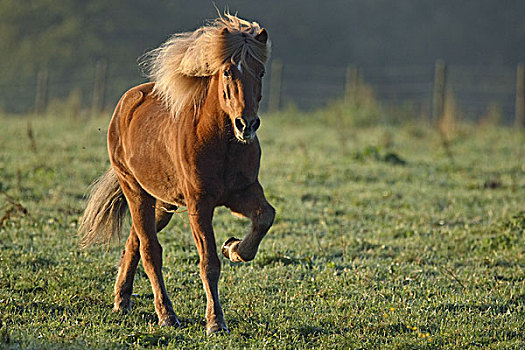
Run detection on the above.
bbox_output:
[256,253,313,268]
[436,295,525,316]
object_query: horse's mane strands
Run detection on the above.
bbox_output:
[140,12,271,118]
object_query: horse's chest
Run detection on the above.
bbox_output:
[223,148,259,192]
[224,167,255,191]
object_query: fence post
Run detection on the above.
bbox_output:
[515,63,525,129]
[432,60,447,124]
[92,59,108,115]
[35,69,48,115]
[268,59,282,113]
[344,64,359,104]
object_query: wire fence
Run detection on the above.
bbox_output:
[2,60,524,126]
[269,62,521,125]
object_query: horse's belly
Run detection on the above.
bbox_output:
[126,151,185,206]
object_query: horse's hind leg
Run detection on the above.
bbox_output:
[222,182,275,262]
[115,175,178,326]
[114,227,140,312]
[113,201,175,313]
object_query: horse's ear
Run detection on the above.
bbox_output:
[255,28,268,44]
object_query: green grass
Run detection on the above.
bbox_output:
[0,110,524,349]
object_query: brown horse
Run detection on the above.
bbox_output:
[78,14,275,334]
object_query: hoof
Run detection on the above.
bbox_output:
[206,323,229,335]
[221,237,242,261]
[113,301,132,314]
[159,314,180,327]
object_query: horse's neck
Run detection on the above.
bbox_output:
[196,77,230,140]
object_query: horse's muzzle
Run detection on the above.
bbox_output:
[234,116,260,143]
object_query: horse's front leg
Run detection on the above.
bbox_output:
[222,182,275,262]
[187,198,227,334]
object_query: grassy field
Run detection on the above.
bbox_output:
[0,108,524,349]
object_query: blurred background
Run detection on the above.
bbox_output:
[1,0,524,124]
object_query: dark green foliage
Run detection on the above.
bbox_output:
[1,0,524,112]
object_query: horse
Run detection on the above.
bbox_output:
[78,14,275,334]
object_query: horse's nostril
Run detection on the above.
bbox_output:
[235,117,246,131]
[251,118,261,131]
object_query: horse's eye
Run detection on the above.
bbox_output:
[223,69,232,79]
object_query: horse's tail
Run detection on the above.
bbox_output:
[78,168,127,248]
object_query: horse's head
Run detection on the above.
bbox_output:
[218,28,268,143]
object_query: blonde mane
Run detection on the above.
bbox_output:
[141,13,271,118]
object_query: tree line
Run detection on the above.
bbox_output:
[1,0,523,112]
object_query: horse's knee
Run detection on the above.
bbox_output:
[258,204,275,230]
[200,255,221,281]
